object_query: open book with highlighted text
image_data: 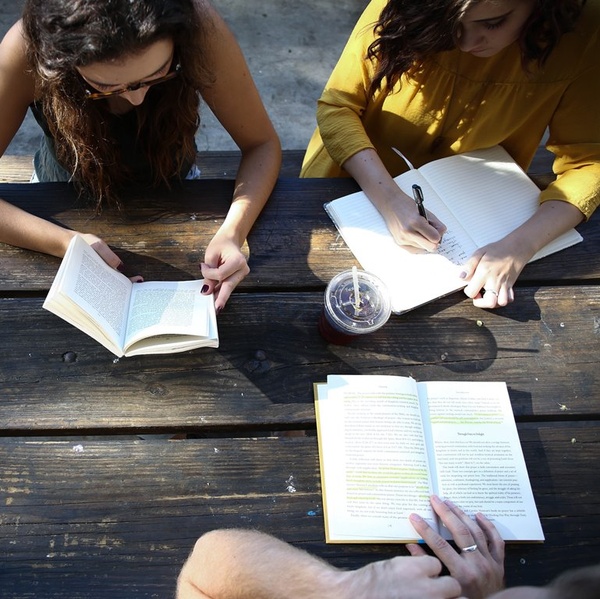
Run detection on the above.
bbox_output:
[314,374,544,543]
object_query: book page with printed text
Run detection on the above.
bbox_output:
[418,381,544,541]
[315,374,437,543]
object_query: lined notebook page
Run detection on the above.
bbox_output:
[419,146,582,258]
[325,145,583,313]
[324,176,467,314]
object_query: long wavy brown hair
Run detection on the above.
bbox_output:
[367,0,585,96]
[22,0,215,209]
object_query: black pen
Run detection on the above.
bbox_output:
[412,184,429,222]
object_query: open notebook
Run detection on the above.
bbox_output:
[325,146,583,314]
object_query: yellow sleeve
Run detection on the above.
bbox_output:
[540,12,600,219]
[314,0,387,168]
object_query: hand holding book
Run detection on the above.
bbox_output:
[43,235,219,357]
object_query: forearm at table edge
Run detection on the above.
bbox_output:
[0,196,74,258]
[175,529,351,599]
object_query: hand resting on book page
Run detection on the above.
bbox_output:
[408,495,505,599]
[77,233,124,272]
[176,495,509,599]
[175,523,600,599]
[460,200,584,309]
[74,234,145,284]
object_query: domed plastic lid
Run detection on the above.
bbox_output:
[324,269,392,335]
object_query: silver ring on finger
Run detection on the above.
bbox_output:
[484,289,498,296]
[461,544,478,553]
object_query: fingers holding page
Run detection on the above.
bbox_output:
[200,256,250,312]
[79,233,122,270]
[410,496,505,599]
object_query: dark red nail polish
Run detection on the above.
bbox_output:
[201,284,209,293]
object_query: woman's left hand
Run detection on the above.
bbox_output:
[459,200,585,309]
[200,232,250,313]
[407,495,505,599]
[460,237,531,309]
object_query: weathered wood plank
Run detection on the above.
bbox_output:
[0,178,598,293]
[195,149,306,178]
[0,150,306,183]
[1,145,553,183]
[1,422,598,597]
[0,144,554,183]
[1,285,598,433]
[0,155,33,182]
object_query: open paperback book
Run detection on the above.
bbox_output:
[314,374,544,543]
[325,145,583,314]
[43,235,218,357]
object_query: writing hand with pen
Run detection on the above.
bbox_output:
[341,148,446,251]
[393,183,447,252]
[375,183,447,252]
[411,186,521,309]
[400,183,448,252]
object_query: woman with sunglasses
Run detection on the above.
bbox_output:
[0,0,281,311]
[301,0,600,310]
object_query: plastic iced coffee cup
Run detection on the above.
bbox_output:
[318,269,392,345]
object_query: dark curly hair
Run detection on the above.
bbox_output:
[22,0,215,209]
[367,0,585,96]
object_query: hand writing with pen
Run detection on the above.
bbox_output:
[342,148,446,252]
[341,148,584,310]
[405,189,528,309]
[380,184,447,252]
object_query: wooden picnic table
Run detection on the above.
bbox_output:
[1,151,599,598]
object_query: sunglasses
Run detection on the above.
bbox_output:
[84,63,182,100]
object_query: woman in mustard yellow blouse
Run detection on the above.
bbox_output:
[302,0,600,309]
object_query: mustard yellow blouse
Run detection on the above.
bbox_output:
[301,0,600,219]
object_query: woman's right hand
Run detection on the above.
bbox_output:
[379,189,446,251]
[78,233,123,270]
[342,148,446,252]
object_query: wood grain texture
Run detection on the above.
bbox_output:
[0,146,550,183]
[1,423,598,597]
[1,153,598,597]
[0,178,598,293]
[1,285,599,433]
